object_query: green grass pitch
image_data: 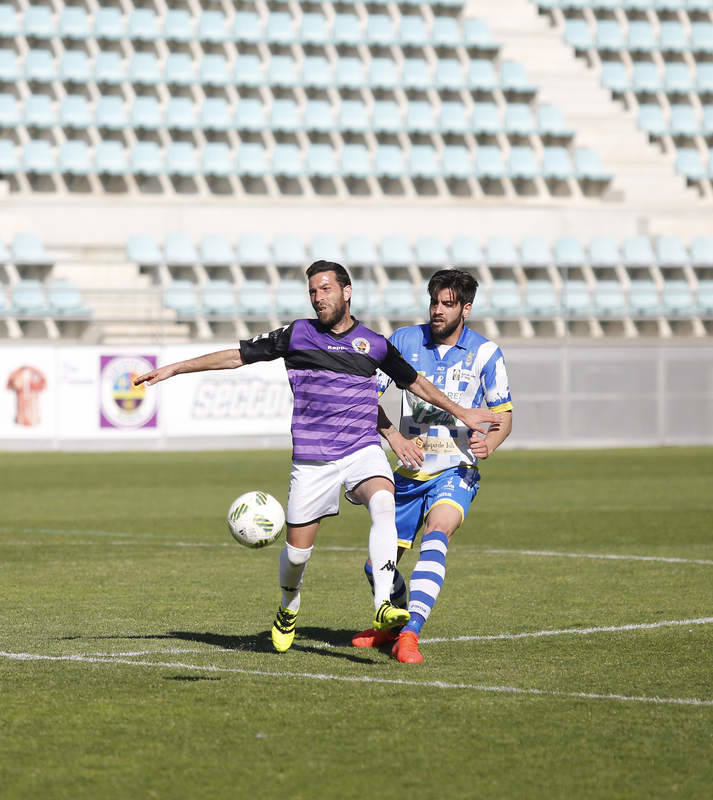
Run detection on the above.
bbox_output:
[1,447,712,800]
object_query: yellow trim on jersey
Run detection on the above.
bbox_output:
[489,401,513,413]
[428,498,466,525]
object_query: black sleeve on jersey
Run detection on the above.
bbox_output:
[381,340,418,389]
[239,323,294,364]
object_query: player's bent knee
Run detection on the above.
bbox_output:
[367,489,395,519]
[284,542,313,565]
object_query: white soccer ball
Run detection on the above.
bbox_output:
[227,490,285,549]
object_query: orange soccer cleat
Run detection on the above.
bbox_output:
[392,631,424,664]
[351,627,399,648]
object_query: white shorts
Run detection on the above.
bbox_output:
[286,444,394,526]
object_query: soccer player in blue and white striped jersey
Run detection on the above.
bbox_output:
[352,269,513,663]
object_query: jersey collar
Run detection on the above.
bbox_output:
[423,323,469,351]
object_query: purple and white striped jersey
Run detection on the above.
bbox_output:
[240,318,417,461]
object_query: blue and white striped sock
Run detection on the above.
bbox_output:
[363,560,407,609]
[403,530,449,636]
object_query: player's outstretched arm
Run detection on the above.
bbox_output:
[407,374,500,434]
[377,405,424,469]
[133,348,244,386]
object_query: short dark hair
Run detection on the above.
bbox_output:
[427,268,478,306]
[306,260,352,288]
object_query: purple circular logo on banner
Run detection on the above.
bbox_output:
[100,355,158,429]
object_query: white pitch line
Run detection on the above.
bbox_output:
[1,650,710,707]
[483,548,713,567]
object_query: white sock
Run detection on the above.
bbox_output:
[366,490,398,610]
[279,542,313,613]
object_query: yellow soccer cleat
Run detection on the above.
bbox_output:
[271,605,298,653]
[372,600,410,632]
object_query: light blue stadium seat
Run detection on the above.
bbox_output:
[366,14,394,46]
[486,236,518,268]
[399,15,428,47]
[691,22,713,55]
[366,58,396,90]
[275,279,311,316]
[406,101,436,133]
[659,21,688,53]
[589,236,620,268]
[542,146,573,180]
[401,58,432,90]
[476,146,507,180]
[164,53,196,86]
[163,280,200,316]
[202,143,233,178]
[23,6,54,38]
[409,145,440,180]
[338,100,369,133]
[489,279,522,315]
[381,279,418,316]
[372,101,401,133]
[236,143,268,177]
[128,9,159,42]
[380,235,413,268]
[374,145,405,178]
[268,55,298,89]
[350,280,380,316]
[638,103,667,137]
[305,144,336,178]
[302,56,332,89]
[235,98,266,132]
[48,279,90,316]
[509,146,539,180]
[59,140,90,175]
[0,138,18,173]
[565,19,594,51]
[94,52,125,85]
[628,21,657,53]
[601,61,630,93]
[25,50,57,83]
[434,59,466,91]
[500,61,536,95]
[562,280,592,315]
[0,4,19,38]
[415,236,449,268]
[131,97,161,130]
[340,144,371,179]
[23,140,55,174]
[127,234,162,267]
[237,234,270,266]
[272,144,303,178]
[655,235,688,268]
[432,16,461,48]
[632,62,662,93]
[690,235,713,268]
[441,145,473,179]
[345,235,379,267]
[661,280,694,314]
[94,96,126,130]
[554,236,587,268]
[664,63,693,94]
[94,141,127,175]
[468,60,498,92]
[94,8,125,40]
[233,12,262,44]
[60,50,90,83]
[574,148,612,183]
[12,279,48,314]
[200,98,231,132]
[165,98,196,131]
[200,54,230,88]
[594,280,627,314]
[472,101,501,135]
[629,279,661,315]
[333,14,362,46]
[164,233,198,266]
[524,280,558,314]
[130,53,161,86]
[309,234,344,264]
[596,20,625,51]
[273,235,307,267]
[504,103,535,136]
[270,99,300,132]
[669,104,699,137]
[698,64,713,94]
[237,279,273,316]
[303,100,333,133]
[198,11,228,43]
[537,105,574,138]
[300,12,329,46]
[520,236,552,267]
[163,9,194,43]
[131,142,163,176]
[202,279,237,315]
[677,148,706,181]
[24,95,55,128]
[265,12,295,45]
[0,49,19,82]
[438,102,469,135]
[695,280,713,314]
[234,55,263,88]
[0,92,19,127]
[166,143,198,176]
[12,233,50,265]
[450,235,482,267]
[463,18,499,52]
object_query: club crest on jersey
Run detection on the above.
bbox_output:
[465,352,474,367]
[351,337,371,354]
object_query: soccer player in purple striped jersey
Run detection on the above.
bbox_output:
[134,261,501,653]
[352,269,513,663]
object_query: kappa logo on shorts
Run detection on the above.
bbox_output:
[351,337,371,354]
